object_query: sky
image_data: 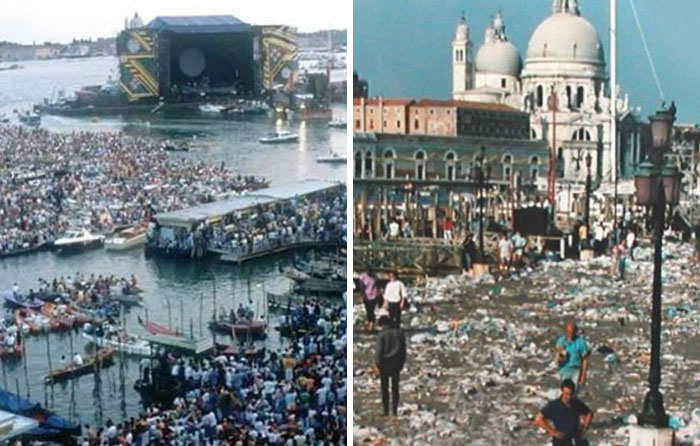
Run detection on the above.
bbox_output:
[354,0,700,123]
[0,0,347,44]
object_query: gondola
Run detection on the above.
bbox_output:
[1,291,44,310]
[44,348,114,384]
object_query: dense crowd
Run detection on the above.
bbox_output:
[76,304,348,446]
[0,126,265,255]
[149,191,346,258]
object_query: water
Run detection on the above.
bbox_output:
[0,56,347,427]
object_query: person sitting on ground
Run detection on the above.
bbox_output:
[533,379,593,446]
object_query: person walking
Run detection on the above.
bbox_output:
[461,234,476,274]
[374,310,406,417]
[383,271,406,328]
[533,379,593,446]
[498,233,512,274]
[442,217,453,241]
[553,320,591,390]
[357,268,378,331]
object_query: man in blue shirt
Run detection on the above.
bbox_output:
[554,320,591,390]
[534,379,593,446]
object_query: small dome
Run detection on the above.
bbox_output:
[526,13,604,65]
[475,40,522,76]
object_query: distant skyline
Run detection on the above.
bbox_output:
[0,0,347,45]
[354,0,700,123]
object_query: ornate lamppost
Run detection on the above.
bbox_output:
[631,104,682,445]
[474,146,491,260]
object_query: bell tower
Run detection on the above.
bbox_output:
[452,12,474,98]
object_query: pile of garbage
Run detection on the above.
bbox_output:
[353,241,700,446]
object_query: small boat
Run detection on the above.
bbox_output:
[0,389,81,437]
[208,318,266,339]
[53,228,104,252]
[316,151,347,164]
[328,119,347,129]
[1,291,44,310]
[138,317,181,337]
[17,111,40,126]
[162,143,189,152]
[199,103,225,114]
[0,240,51,259]
[40,303,75,331]
[105,226,147,251]
[82,329,152,357]
[15,308,49,334]
[0,336,23,359]
[44,348,114,385]
[259,130,299,144]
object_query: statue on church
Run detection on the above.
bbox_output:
[492,11,506,41]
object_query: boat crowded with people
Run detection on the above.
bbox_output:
[44,348,114,385]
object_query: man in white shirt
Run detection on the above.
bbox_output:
[388,220,400,239]
[383,271,406,328]
[73,353,83,367]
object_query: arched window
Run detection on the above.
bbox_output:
[415,150,426,180]
[383,149,396,179]
[572,128,591,141]
[445,151,457,181]
[354,152,362,178]
[530,128,538,140]
[530,156,539,181]
[502,154,513,179]
[566,86,572,109]
[537,85,544,108]
[364,150,373,177]
[557,148,564,178]
[576,86,584,108]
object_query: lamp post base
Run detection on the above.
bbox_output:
[628,426,673,446]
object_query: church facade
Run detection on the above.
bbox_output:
[452,0,645,189]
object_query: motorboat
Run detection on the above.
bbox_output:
[82,326,152,357]
[17,111,40,126]
[328,119,347,129]
[198,103,225,114]
[316,151,347,164]
[53,228,104,252]
[105,226,147,251]
[259,130,299,144]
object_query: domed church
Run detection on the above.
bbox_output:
[453,0,642,187]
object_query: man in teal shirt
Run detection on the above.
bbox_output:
[554,320,591,390]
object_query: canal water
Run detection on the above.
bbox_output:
[0,56,347,426]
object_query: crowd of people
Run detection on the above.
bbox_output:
[148,191,346,259]
[0,126,266,255]
[84,303,348,446]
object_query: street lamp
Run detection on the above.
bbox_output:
[475,146,491,261]
[633,104,681,430]
[585,152,592,230]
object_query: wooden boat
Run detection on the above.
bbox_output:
[0,240,50,259]
[138,317,181,337]
[44,348,114,385]
[0,336,23,359]
[208,318,266,339]
[14,308,48,334]
[105,226,147,251]
[40,303,75,331]
[1,291,44,310]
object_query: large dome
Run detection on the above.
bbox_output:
[525,13,604,65]
[475,41,522,76]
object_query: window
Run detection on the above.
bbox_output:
[369,120,374,130]
[430,109,435,115]
[530,156,539,181]
[355,120,361,129]
[445,152,457,181]
[577,86,584,108]
[537,85,543,108]
[383,149,395,179]
[414,119,419,130]
[415,151,427,180]
[383,120,387,128]
[397,120,401,128]
[501,78,506,88]
[354,152,362,178]
[502,154,513,179]
[566,86,572,108]
[364,150,373,177]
